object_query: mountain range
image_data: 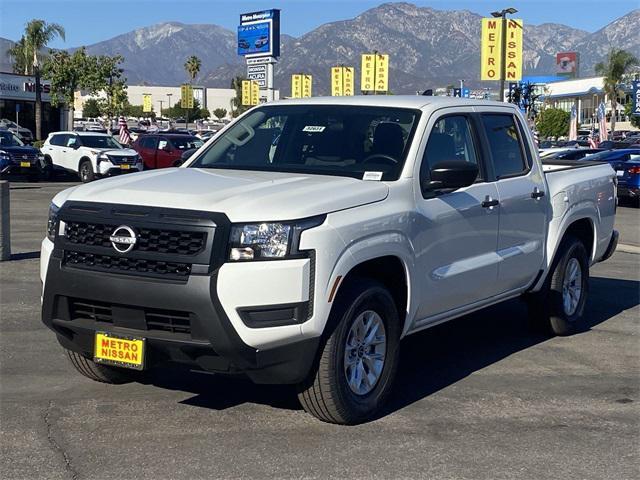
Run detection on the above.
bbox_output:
[2,2,639,95]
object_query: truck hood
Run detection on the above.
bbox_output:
[53,168,389,222]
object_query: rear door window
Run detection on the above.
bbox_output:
[481,114,527,179]
[49,134,67,146]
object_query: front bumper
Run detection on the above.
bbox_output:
[97,160,143,176]
[40,207,320,384]
[0,161,40,174]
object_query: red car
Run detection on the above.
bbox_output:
[133,134,203,169]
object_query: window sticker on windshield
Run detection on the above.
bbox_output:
[302,126,326,133]
[363,171,383,181]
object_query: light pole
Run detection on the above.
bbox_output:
[491,7,518,102]
[166,93,173,123]
[158,100,164,118]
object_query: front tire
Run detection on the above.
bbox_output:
[527,236,589,336]
[65,349,135,384]
[78,160,95,183]
[297,279,400,424]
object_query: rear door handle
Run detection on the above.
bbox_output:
[482,198,500,208]
[531,188,545,199]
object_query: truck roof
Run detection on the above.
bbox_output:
[268,95,513,110]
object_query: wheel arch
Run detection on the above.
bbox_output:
[78,156,93,172]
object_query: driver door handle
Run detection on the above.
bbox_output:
[482,198,500,208]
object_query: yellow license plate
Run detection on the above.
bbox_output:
[94,332,144,370]
[120,164,131,170]
[20,161,30,167]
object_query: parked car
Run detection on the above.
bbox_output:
[614,158,640,205]
[41,97,617,424]
[0,118,34,143]
[255,35,269,48]
[132,134,203,169]
[0,129,46,180]
[540,148,603,161]
[238,38,250,50]
[41,131,143,182]
[581,148,640,166]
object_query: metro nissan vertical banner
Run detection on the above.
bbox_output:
[481,18,523,81]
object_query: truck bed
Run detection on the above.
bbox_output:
[541,159,606,173]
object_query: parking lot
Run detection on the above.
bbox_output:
[1,180,638,480]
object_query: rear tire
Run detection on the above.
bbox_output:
[65,349,135,384]
[297,278,400,424]
[78,160,95,183]
[527,235,589,336]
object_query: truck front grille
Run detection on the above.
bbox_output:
[64,250,192,278]
[65,221,206,255]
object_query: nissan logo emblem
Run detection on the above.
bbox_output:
[109,225,137,253]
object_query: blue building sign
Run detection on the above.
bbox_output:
[238,9,280,58]
[632,81,640,117]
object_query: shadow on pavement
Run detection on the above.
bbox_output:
[8,251,41,261]
[138,276,639,419]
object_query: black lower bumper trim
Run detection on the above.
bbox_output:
[42,251,319,384]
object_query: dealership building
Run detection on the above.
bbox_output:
[0,71,68,138]
[534,76,638,131]
[75,85,240,119]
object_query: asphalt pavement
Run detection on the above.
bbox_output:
[1,180,638,480]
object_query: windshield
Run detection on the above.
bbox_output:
[0,130,25,147]
[170,136,203,150]
[80,135,122,149]
[189,105,421,180]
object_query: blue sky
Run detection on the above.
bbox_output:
[0,0,636,48]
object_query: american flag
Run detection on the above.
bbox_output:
[568,104,578,141]
[118,116,131,145]
[588,124,598,148]
[597,102,607,143]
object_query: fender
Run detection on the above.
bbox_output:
[318,230,416,338]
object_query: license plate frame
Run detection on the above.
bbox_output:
[616,170,624,177]
[94,331,145,370]
[120,164,131,170]
[20,161,30,167]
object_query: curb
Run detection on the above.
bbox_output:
[617,243,640,255]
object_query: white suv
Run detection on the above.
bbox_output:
[42,131,143,182]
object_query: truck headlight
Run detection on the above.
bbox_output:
[47,203,60,241]
[229,216,325,261]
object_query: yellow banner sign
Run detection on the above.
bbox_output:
[142,94,152,113]
[242,80,259,106]
[361,54,389,92]
[481,18,502,80]
[251,80,260,106]
[505,19,523,81]
[292,74,312,98]
[180,84,194,109]
[332,66,355,96]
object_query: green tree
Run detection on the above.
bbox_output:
[82,98,101,118]
[230,75,248,117]
[184,55,201,83]
[89,55,128,128]
[122,103,156,119]
[623,102,640,129]
[595,49,639,134]
[43,47,92,123]
[536,108,570,139]
[165,98,208,121]
[212,108,227,120]
[22,19,65,140]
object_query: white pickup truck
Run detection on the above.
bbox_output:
[41,97,618,424]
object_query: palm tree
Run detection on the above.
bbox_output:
[230,75,247,117]
[7,37,30,75]
[595,49,639,135]
[23,20,65,140]
[184,55,201,83]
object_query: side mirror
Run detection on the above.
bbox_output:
[173,159,184,167]
[424,160,478,191]
[71,143,80,149]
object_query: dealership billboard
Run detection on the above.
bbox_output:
[237,9,280,58]
[556,52,579,77]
